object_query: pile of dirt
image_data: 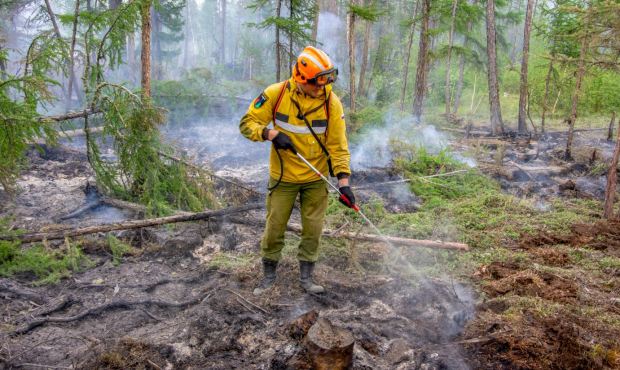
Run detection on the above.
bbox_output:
[476,262,578,303]
[462,309,616,370]
[520,219,620,257]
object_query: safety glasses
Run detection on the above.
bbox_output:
[308,68,338,86]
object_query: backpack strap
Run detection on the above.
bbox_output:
[272,80,289,120]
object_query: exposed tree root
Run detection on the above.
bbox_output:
[0,279,48,304]
[14,289,214,335]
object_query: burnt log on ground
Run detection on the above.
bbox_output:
[1,203,263,243]
[304,317,355,370]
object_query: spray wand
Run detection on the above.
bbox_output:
[296,152,387,237]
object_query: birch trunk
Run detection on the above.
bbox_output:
[444,0,458,115]
[357,11,371,98]
[540,56,554,133]
[399,0,420,111]
[275,0,282,81]
[347,0,357,112]
[517,0,535,133]
[565,7,590,160]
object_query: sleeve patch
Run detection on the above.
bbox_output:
[254,92,268,109]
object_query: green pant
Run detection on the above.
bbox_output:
[261,178,328,262]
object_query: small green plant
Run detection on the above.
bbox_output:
[106,234,133,266]
[0,239,90,285]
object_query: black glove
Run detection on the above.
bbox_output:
[272,131,297,154]
[338,186,356,209]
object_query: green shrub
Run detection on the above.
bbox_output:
[106,234,133,266]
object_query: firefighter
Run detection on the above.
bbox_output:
[239,46,356,295]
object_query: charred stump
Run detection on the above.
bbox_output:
[304,318,355,370]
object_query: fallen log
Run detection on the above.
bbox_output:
[2,203,263,243]
[226,216,469,251]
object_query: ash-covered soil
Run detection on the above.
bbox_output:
[458,130,618,203]
[1,213,475,370]
[1,144,474,369]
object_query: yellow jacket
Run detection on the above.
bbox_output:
[239,78,351,183]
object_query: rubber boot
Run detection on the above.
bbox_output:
[299,261,324,293]
[253,258,278,296]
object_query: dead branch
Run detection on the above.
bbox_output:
[158,151,262,196]
[225,289,269,314]
[227,216,469,251]
[73,274,205,292]
[57,200,102,221]
[100,196,147,213]
[352,170,469,190]
[14,290,214,335]
[39,108,102,122]
[1,203,263,243]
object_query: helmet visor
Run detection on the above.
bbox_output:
[309,68,338,86]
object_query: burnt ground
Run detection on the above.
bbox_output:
[1,145,474,369]
[2,125,620,369]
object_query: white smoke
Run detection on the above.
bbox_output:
[350,114,451,170]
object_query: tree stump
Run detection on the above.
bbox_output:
[304,318,355,370]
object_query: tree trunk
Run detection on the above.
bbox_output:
[43,0,72,103]
[444,0,458,115]
[399,0,420,111]
[603,119,620,219]
[0,45,6,72]
[141,0,152,98]
[517,0,535,133]
[485,0,504,135]
[565,8,590,160]
[608,112,616,141]
[347,0,357,112]
[275,0,282,81]
[453,51,465,114]
[540,56,554,133]
[108,0,121,9]
[289,0,294,68]
[412,0,430,122]
[183,1,193,69]
[151,6,162,80]
[311,1,320,44]
[128,32,136,84]
[357,7,371,98]
[221,0,226,65]
[67,0,81,110]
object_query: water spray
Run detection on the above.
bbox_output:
[295,152,392,242]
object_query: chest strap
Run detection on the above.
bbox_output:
[289,96,335,177]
